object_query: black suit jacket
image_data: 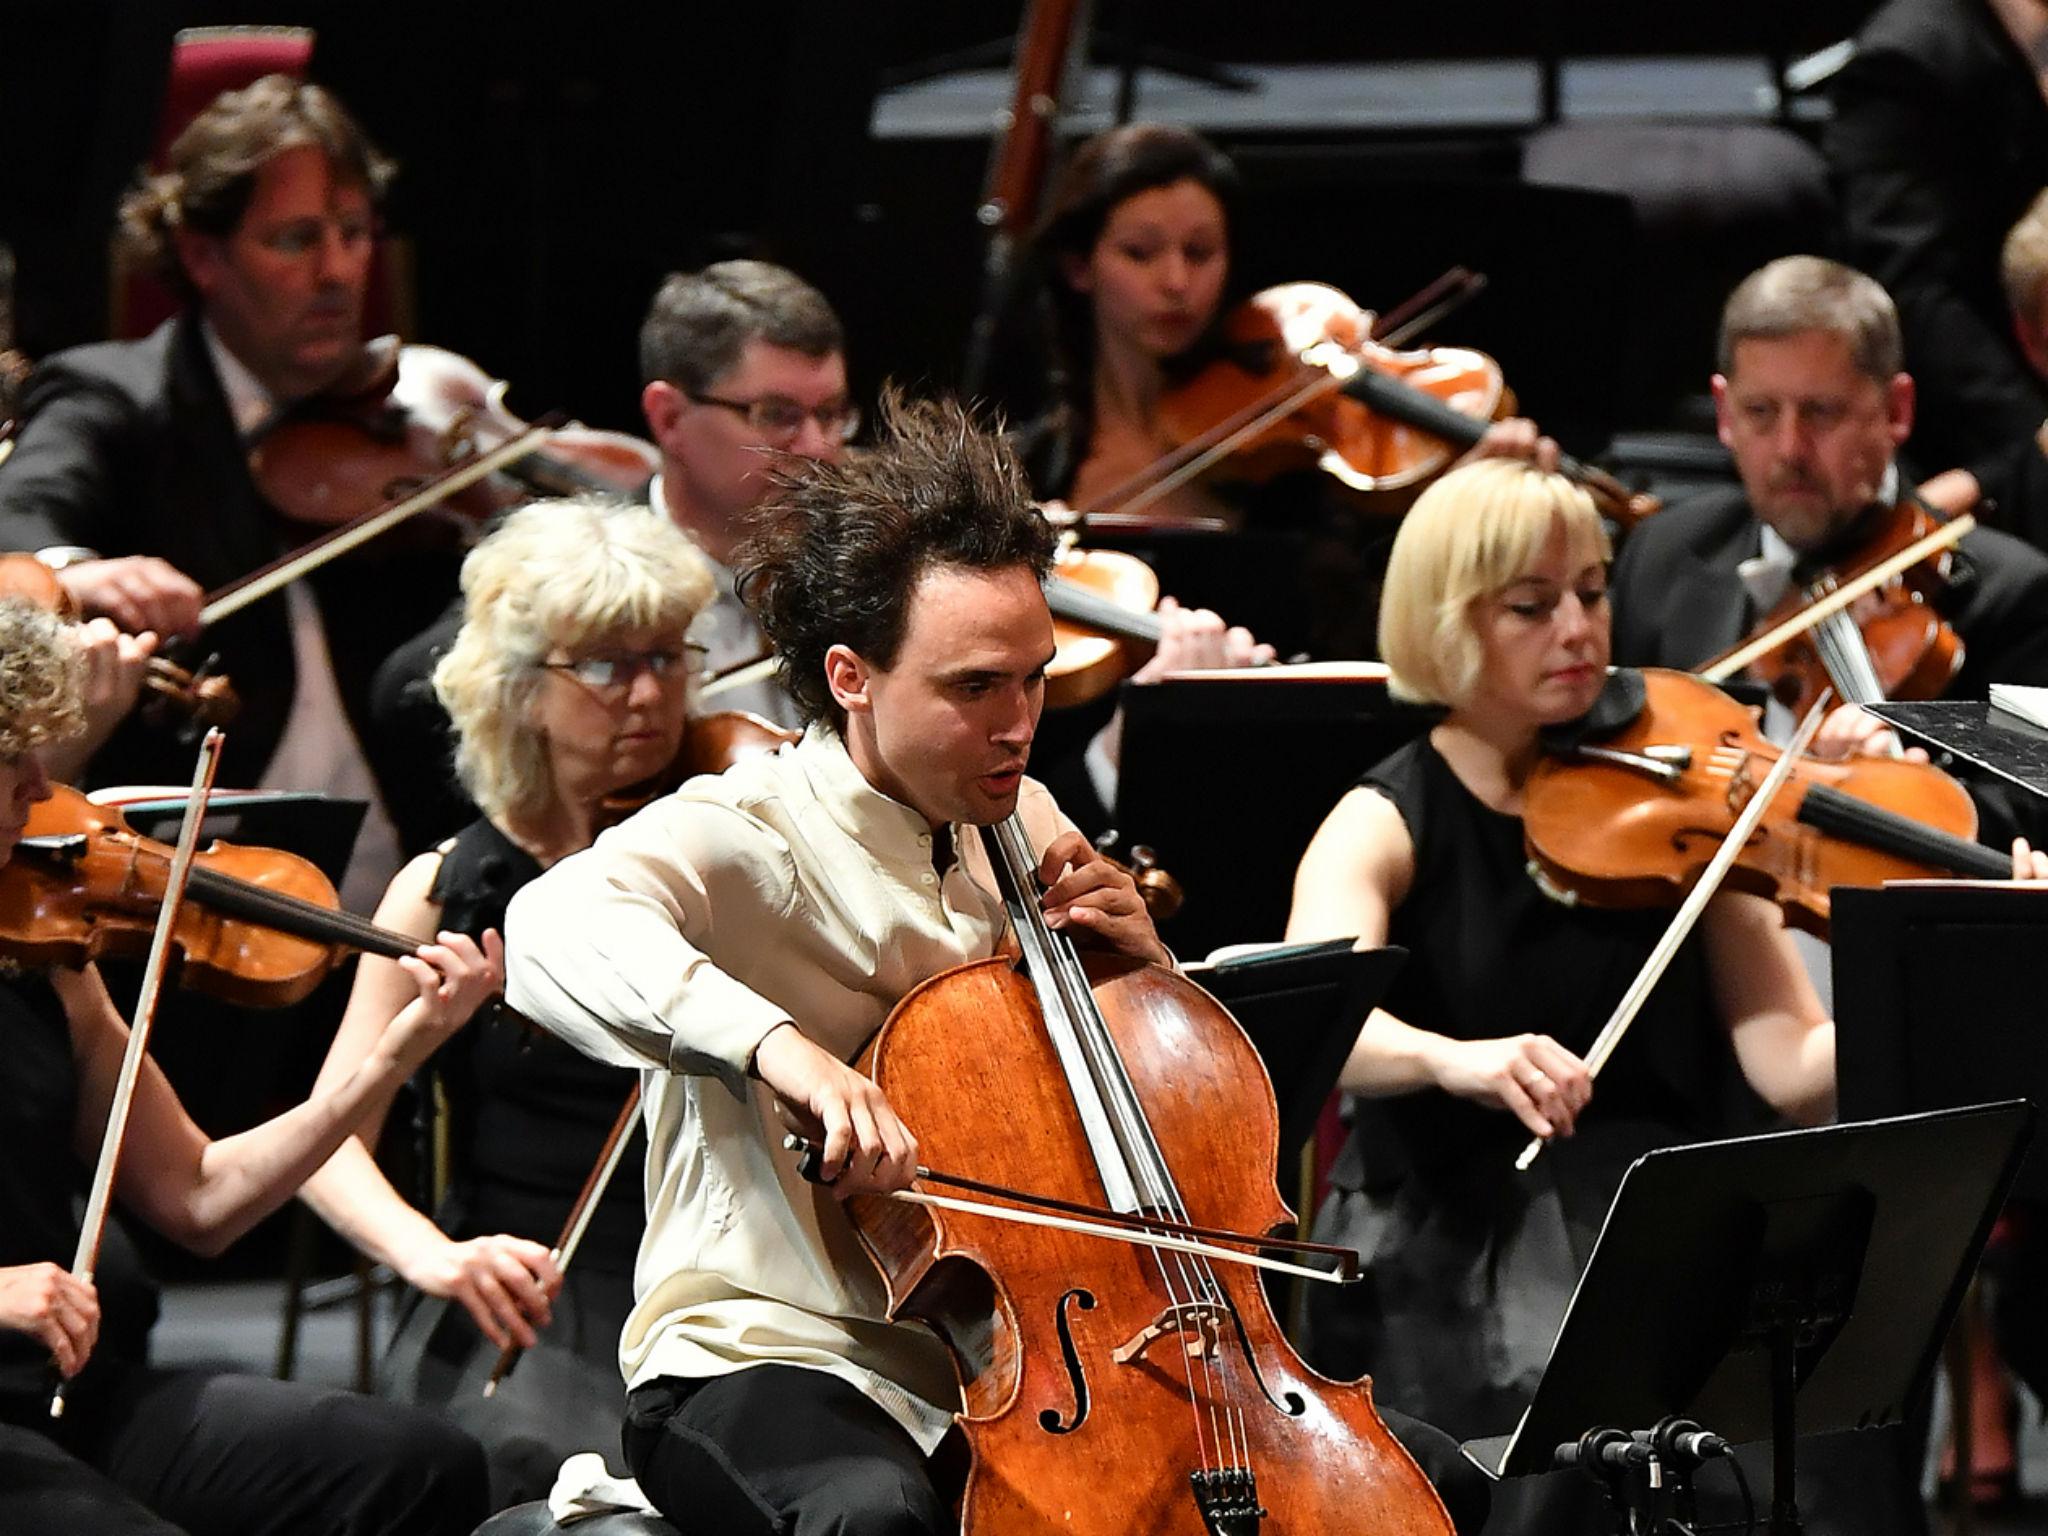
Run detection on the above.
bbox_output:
[0,315,457,800]
[1829,0,2048,473]
[1611,484,2048,844]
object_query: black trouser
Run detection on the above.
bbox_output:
[0,1362,488,1535]
[624,1368,1491,1536]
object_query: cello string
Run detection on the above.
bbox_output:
[1018,823,1252,1476]
[986,818,1224,1475]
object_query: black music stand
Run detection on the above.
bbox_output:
[1184,939,1404,1172]
[110,790,367,891]
[1115,673,1438,959]
[1866,700,2048,802]
[1834,883,2048,1201]
[1460,1106,2034,1536]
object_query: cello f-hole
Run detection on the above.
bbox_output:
[1038,1288,1096,1434]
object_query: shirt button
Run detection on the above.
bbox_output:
[917,833,932,846]
[921,872,936,886]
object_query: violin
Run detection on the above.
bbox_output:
[0,552,239,728]
[1094,283,1657,529]
[1701,492,1967,717]
[249,339,659,533]
[830,816,1454,1535]
[0,783,392,1008]
[1521,668,2008,938]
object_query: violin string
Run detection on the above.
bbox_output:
[987,820,1226,1477]
[1106,368,1346,522]
[1809,607,1884,706]
[125,842,417,957]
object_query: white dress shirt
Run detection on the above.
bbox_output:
[505,723,1073,1451]
[204,325,402,909]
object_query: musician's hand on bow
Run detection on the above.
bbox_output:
[56,557,204,639]
[752,1023,919,1198]
[1462,416,1560,475]
[1130,597,1274,682]
[0,1262,99,1378]
[1809,703,1928,763]
[384,930,504,1068]
[2013,837,2048,882]
[46,618,161,780]
[1426,1033,1592,1140]
[400,1232,561,1351]
[1037,830,1173,968]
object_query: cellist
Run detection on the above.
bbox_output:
[0,74,460,905]
[0,597,498,1534]
[504,393,1491,1534]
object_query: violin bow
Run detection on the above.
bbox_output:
[1514,693,1833,1173]
[1700,513,1976,687]
[51,728,225,1417]
[480,1084,642,1396]
[784,1136,1361,1286]
[200,415,565,628]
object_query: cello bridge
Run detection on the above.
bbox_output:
[1111,1301,1228,1367]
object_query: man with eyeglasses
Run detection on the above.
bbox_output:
[634,260,859,728]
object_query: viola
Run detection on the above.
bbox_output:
[827,816,1454,1535]
[0,552,238,729]
[1700,492,1967,717]
[249,339,658,533]
[1095,283,1657,529]
[1521,668,2008,937]
[597,708,800,828]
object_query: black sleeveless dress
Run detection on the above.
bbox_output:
[379,818,644,1506]
[1306,736,1735,1440]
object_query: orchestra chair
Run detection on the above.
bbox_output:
[108,25,412,343]
[1521,121,1832,432]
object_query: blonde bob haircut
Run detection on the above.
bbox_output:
[432,498,715,826]
[1378,457,1609,707]
[0,600,84,760]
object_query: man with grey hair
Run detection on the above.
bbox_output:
[1611,255,2048,763]
[1611,253,2048,1533]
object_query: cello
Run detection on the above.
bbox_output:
[824,815,1454,1534]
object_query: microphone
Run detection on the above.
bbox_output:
[1649,1417,1732,1466]
[1555,1427,1654,1473]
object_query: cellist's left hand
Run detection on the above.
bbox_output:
[1038,831,1173,968]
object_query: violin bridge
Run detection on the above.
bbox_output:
[1110,1301,1227,1367]
[1190,1467,1266,1534]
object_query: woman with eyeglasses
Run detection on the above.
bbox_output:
[299,497,717,1505]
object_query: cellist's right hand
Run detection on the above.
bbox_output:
[0,1262,99,1378]
[56,556,204,639]
[751,1022,919,1197]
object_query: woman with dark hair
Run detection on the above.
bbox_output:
[1013,122,1555,657]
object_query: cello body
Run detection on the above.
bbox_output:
[845,948,1453,1535]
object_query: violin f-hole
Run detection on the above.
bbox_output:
[1037,1288,1095,1434]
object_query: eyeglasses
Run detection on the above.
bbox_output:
[542,645,705,693]
[685,390,861,446]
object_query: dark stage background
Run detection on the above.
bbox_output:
[5,2,1878,446]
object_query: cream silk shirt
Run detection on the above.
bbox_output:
[504,723,1071,1451]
